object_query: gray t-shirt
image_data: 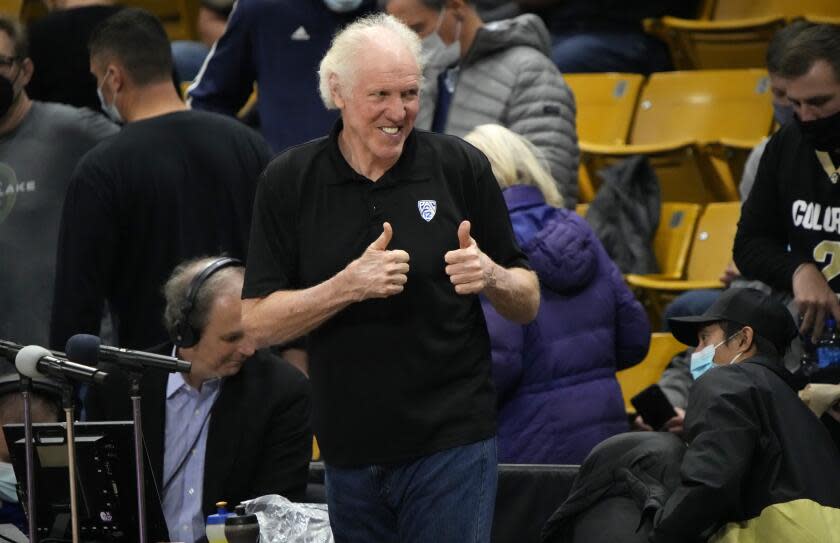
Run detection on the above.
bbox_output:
[0,101,118,346]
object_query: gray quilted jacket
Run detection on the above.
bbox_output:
[418,14,580,207]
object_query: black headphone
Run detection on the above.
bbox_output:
[171,257,243,348]
[0,373,64,413]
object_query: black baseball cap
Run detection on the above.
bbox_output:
[668,288,798,353]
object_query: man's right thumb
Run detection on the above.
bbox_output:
[370,222,392,250]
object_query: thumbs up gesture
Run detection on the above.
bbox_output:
[445,220,494,295]
[343,222,410,301]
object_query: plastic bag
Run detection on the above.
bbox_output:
[244,494,333,543]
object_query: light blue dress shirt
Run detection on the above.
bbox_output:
[162,371,221,543]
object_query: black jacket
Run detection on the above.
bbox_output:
[85,347,312,541]
[542,432,685,543]
[585,155,661,274]
[651,355,840,542]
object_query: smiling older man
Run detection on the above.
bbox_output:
[241,13,539,543]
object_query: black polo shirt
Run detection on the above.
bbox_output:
[243,120,529,466]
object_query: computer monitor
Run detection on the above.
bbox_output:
[3,421,166,542]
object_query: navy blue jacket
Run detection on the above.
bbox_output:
[188,0,376,153]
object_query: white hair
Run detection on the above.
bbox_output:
[318,13,424,110]
[465,124,565,208]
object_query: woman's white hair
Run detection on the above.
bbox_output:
[318,13,424,110]
[464,124,565,208]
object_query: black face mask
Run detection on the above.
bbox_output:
[797,108,840,152]
[0,75,14,118]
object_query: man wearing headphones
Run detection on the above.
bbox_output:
[0,374,62,531]
[85,257,312,543]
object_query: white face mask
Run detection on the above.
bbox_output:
[421,8,462,69]
[96,71,123,124]
[323,0,363,13]
[0,462,18,504]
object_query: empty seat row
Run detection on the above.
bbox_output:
[647,0,840,70]
[566,70,772,204]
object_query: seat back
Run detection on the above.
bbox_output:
[629,69,773,145]
[0,0,21,17]
[711,0,840,19]
[661,17,786,70]
[617,333,687,413]
[654,203,702,279]
[685,202,741,281]
[115,0,199,41]
[564,73,644,146]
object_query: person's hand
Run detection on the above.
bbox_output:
[829,402,840,424]
[720,262,741,286]
[342,222,409,301]
[632,407,685,435]
[792,263,840,342]
[663,407,686,435]
[632,416,653,432]
[444,221,495,295]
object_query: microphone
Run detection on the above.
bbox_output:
[66,334,191,374]
[0,339,22,363]
[15,345,109,385]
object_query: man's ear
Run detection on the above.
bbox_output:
[108,64,126,93]
[18,58,34,87]
[740,326,755,351]
[330,73,345,110]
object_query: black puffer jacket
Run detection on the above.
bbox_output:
[542,432,685,543]
[585,155,660,274]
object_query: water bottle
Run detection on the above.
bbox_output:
[816,318,840,369]
[799,334,819,377]
[225,504,260,543]
[206,501,232,543]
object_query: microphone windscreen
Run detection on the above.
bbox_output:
[15,345,50,379]
[65,334,101,365]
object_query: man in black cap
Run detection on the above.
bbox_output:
[649,288,840,542]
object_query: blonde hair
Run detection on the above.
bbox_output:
[464,124,564,207]
[318,13,424,110]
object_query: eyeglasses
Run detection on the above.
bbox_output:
[0,55,20,69]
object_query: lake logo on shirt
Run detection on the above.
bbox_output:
[0,162,34,225]
[418,200,436,222]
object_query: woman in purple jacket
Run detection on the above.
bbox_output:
[465,125,651,464]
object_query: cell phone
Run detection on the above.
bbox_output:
[631,384,677,430]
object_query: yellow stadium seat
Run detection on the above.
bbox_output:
[581,70,772,204]
[565,73,644,202]
[564,73,645,146]
[576,202,700,280]
[652,203,703,280]
[115,0,200,41]
[0,0,21,17]
[627,202,740,327]
[617,333,688,414]
[648,16,785,70]
[649,0,840,70]
[709,0,840,20]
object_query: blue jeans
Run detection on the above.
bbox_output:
[325,437,498,543]
[551,30,671,74]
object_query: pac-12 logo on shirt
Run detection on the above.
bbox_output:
[418,200,437,222]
